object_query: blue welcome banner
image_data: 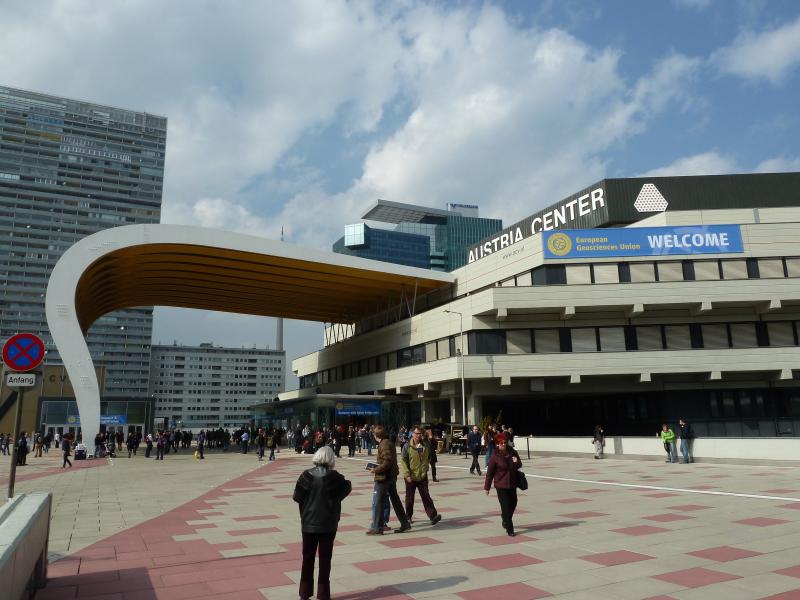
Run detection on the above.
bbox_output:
[544,225,743,259]
[335,401,381,416]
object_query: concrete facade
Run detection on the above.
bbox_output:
[290,205,800,440]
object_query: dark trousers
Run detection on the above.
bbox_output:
[156,447,164,460]
[198,444,204,459]
[404,477,438,521]
[470,448,482,473]
[348,443,355,457]
[62,452,71,468]
[242,440,249,454]
[430,461,437,480]
[496,487,518,534]
[145,445,152,458]
[371,479,409,531]
[299,531,336,600]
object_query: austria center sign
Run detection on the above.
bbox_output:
[543,225,744,259]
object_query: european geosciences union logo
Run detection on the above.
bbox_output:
[547,232,572,256]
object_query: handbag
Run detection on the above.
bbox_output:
[516,471,528,491]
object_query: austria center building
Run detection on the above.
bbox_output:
[287,172,800,440]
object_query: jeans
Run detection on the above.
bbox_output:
[680,438,691,463]
[404,477,438,521]
[242,440,249,454]
[371,479,408,532]
[269,447,275,461]
[665,441,677,462]
[485,445,495,467]
[299,531,336,600]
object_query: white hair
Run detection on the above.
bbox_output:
[312,446,336,468]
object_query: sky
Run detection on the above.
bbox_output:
[2,0,799,389]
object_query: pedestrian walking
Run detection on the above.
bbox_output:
[484,433,522,537]
[483,425,497,468]
[256,429,266,461]
[241,430,250,454]
[366,425,411,535]
[156,431,165,460]
[61,434,72,468]
[659,423,678,463]
[425,428,439,482]
[144,433,153,458]
[196,429,206,459]
[267,430,277,461]
[293,446,351,600]
[678,419,694,463]
[467,425,483,475]
[400,426,442,526]
[592,425,605,459]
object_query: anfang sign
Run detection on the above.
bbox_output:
[5,373,36,387]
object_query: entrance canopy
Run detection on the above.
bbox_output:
[45,224,453,442]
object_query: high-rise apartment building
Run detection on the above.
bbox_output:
[333,200,502,271]
[150,343,286,430]
[0,86,166,399]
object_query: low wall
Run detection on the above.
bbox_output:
[0,492,51,600]
[520,436,800,464]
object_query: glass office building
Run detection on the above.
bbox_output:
[332,223,431,269]
[0,86,166,399]
[333,201,502,271]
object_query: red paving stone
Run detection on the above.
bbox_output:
[665,504,712,512]
[333,586,413,599]
[231,515,279,521]
[226,527,280,536]
[477,534,537,545]
[688,546,763,562]
[760,591,800,600]
[457,582,552,599]
[552,498,590,504]
[353,556,429,573]
[775,565,800,578]
[575,488,611,493]
[612,525,671,536]
[467,552,543,570]
[643,513,695,522]
[559,511,608,518]
[379,536,442,548]
[579,550,654,566]
[652,567,742,588]
[764,489,798,494]
[779,503,800,510]
[734,517,791,527]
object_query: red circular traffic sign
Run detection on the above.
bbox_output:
[2,333,46,372]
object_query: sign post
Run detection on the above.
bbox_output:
[3,333,45,499]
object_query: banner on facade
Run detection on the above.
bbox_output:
[335,401,381,416]
[543,224,743,259]
[66,414,128,426]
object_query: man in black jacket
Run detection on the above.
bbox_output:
[293,446,351,600]
[678,419,694,464]
[467,425,483,475]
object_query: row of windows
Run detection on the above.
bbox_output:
[300,320,800,388]
[511,257,799,287]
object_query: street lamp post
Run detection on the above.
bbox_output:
[444,309,466,428]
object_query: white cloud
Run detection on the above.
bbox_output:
[711,17,800,84]
[0,1,712,379]
[638,152,738,177]
[755,155,800,173]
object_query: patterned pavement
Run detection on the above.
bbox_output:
[16,447,800,599]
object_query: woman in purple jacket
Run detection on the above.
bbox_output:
[484,432,522,536]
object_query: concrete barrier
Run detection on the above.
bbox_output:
[0,493,51,600]
[523,436,800,465]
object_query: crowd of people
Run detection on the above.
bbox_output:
[292,422,523,600]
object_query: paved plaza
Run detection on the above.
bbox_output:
[5,446,800,599]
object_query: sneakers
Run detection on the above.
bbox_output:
[365,529,383,536]
[395,523,412,533]
[430,514,442,526]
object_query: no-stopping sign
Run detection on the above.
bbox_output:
[2,333,45,372]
